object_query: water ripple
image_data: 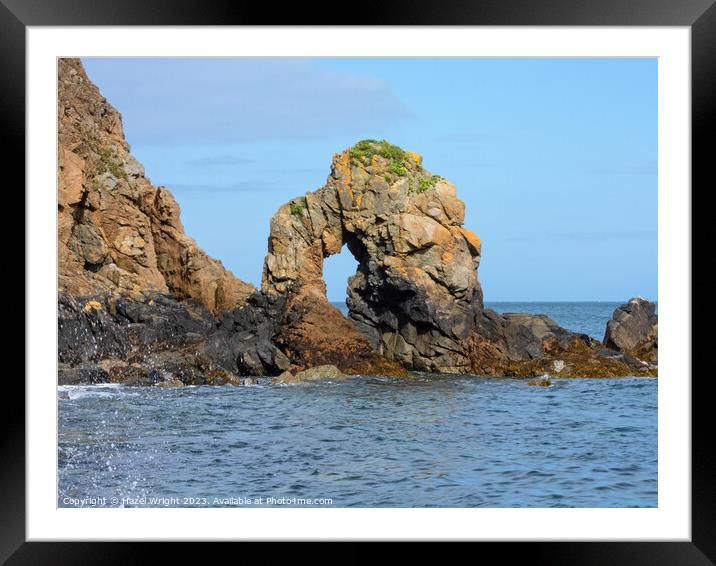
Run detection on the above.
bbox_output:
[58,376,657,508]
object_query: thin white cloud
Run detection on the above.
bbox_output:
[83,58,413,144]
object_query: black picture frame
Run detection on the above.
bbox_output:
[6,0,709,562]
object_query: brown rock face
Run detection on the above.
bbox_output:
[274,292,408,376]
[262,140,483,373]
[58,58,254,314]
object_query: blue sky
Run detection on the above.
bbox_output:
[81,58,657,302]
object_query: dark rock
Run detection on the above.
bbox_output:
[603,297,658,361]
[527,376,552,386]
[201,292,288,376]
[58,295,129,365]
[106,363,156,386]
[57,291,287,383]
[58,293,214,366]
[58,363,109,385]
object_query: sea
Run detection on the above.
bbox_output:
[58,302,657,508]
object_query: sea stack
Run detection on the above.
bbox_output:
[262,140,484,373]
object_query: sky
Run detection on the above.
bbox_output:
[81,57,657,302]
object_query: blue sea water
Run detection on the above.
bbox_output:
[58,303,657,508]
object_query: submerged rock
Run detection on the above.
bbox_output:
[527,376,552,386]
[157,378,184,388]
[274,371,295,384]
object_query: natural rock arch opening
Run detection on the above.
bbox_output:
[262,140,486,373]
[323,243,360,308]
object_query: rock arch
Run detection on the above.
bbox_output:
[262,140,484,372]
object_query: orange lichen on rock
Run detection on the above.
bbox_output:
[406,150,423,165]
[82,300,102,312]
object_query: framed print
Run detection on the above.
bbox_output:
[7,0,711,562]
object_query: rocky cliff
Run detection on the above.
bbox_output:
[58,58,254,314]
[57,61,657,385]
[57,59,401,383]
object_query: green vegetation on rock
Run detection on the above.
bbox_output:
[417,175,442,193]
[407,174,443,195]
[349,139,407,163]
[389,161,408,177]
[349,139,417,178]
[83,140,129,186]
[348,140,445,195]
[289,197,308,216]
